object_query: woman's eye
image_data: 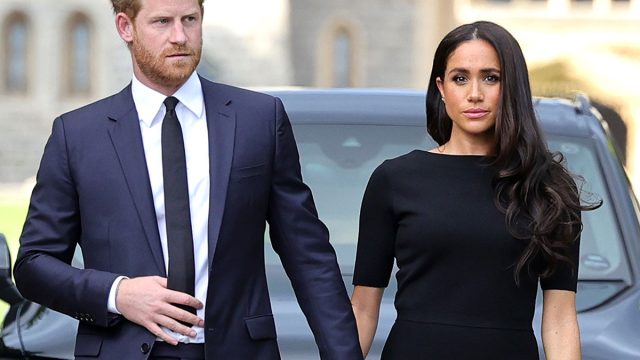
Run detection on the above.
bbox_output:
[453,75,467,84]
[485,74,500,83]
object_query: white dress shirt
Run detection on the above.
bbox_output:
[107,72,209,343]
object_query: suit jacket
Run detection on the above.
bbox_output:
[14,77,362,359]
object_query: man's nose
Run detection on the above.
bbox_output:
[170,22,187,44]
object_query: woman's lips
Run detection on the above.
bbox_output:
[463,109,489,119]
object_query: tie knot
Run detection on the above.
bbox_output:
[164,96,179,112]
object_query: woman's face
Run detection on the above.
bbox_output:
[436,39,501,145]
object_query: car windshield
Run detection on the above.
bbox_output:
[282,124,629,285]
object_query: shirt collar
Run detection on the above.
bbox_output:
[131,72,204,127]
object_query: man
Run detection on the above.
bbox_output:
[13,0,362,359]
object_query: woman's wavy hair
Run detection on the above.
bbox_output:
[426,21,601,283]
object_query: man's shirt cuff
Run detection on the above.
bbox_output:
[107,276,128,314]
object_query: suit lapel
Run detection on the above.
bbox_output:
[106,85,166,275]
[201,79,236,267]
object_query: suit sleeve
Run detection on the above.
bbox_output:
[266,98,363,360]
[14,117,120,327]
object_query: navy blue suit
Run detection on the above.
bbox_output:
[14,78,362,359]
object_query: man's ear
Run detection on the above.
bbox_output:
[115,13,134,43]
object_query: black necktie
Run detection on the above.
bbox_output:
[161,97,196,318]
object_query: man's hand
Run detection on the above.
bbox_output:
[115,276,204,345]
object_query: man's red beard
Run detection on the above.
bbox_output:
[131,36,202,89]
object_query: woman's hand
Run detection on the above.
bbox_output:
[351,285,385,358]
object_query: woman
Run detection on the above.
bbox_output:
[351,21,598,360]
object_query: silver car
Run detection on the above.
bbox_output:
[0,89,638,359]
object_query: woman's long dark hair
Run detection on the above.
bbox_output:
[426,21,601,282]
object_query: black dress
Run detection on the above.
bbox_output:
[353,151,579,360]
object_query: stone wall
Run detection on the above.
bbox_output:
[0,0,291,183]
[289,0,418,87]
[0,0,129,183]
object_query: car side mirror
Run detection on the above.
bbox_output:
[0,233,24,305]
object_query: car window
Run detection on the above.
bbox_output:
[292,124,431,269]
[547,137,630,281]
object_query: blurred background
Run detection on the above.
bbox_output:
[0,0,639,258]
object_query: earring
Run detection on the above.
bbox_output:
[441,97,445,103]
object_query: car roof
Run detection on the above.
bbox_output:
[267,88,425,126]
[265,88,603,139]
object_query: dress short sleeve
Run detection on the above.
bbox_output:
[353,162,396,288]
[540,229,581,292]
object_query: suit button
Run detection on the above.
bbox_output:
[140,343,150,354]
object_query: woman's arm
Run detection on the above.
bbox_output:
[541,289,581,360]
[351,285,385,358]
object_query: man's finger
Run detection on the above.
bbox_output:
[153,276,168,288]
[162,303,205,328]
[159,314,199,338]
[164,289,204,310]
[147,322,179,346]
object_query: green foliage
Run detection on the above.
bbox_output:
[0,197,28,264]
[0,196,28,316]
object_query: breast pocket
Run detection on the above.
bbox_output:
[230,163,266,180]
[227,163,269,215]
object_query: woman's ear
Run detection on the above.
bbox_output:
[436,77,445,102]
[115,13,134,43]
